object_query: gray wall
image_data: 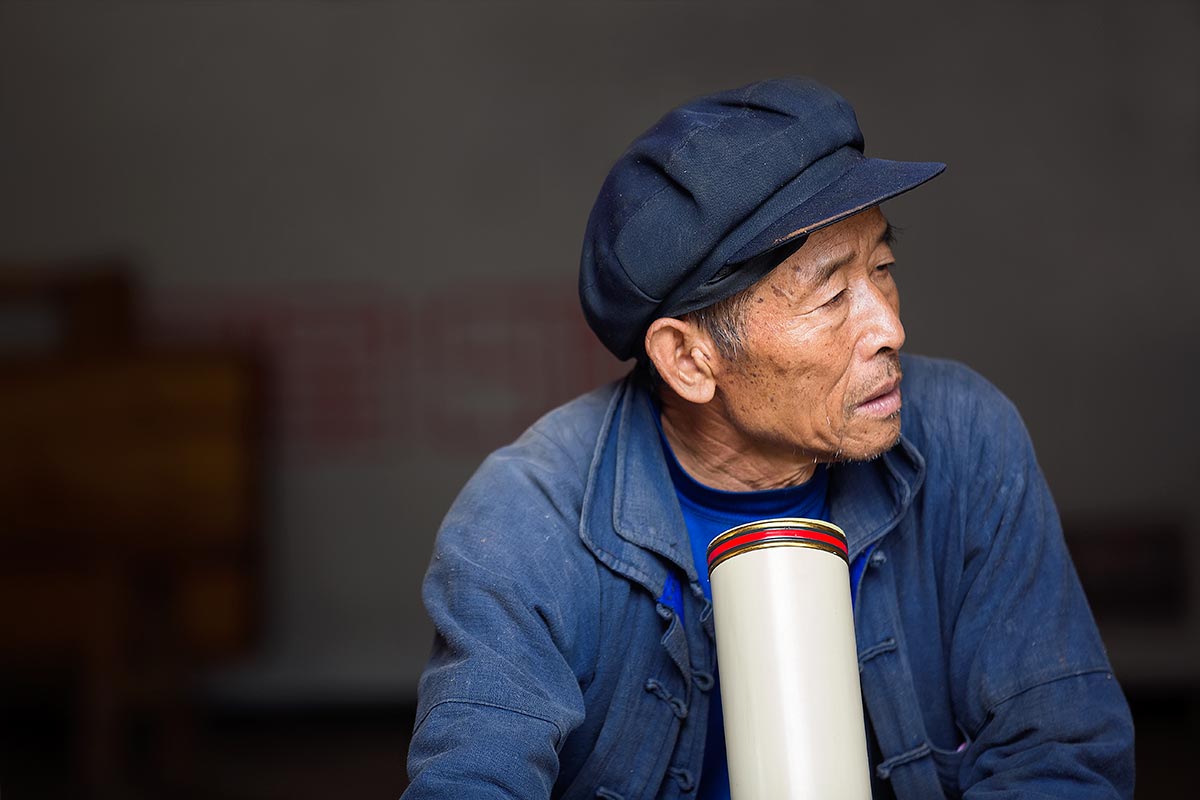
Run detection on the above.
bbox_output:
[2,0,1197,702]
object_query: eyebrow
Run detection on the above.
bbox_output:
[807,221,897,286]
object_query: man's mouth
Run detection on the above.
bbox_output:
[855,377,903,417]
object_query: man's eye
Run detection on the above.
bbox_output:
[822,290,847,308]
[875,262,894,274]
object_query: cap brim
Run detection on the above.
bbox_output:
[727,157,946,265]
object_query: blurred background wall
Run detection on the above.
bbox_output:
[1,0,1196,796]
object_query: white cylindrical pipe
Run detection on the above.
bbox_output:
[707,518,871,799]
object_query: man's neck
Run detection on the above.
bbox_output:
[657,389,819,492]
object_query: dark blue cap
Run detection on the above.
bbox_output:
[579,77,945,361]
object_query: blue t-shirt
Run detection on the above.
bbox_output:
[653,404,868,799]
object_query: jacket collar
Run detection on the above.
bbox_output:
[579,373,926,594]
[830,430,925,560]
[578,376,687,598]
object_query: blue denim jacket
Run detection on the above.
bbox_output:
[405,355,1134,799]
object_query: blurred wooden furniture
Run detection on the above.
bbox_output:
[0,265,262,795]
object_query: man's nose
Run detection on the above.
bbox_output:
[858,284,905,356]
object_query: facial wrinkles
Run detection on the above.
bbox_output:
[770,258,860,432]
[727,212,901,453]
[662,207,904,493]
[720,301,847,455]
[780,239,850,312]
[830,275,904,457]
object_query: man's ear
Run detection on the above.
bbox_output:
[644,317,717,404]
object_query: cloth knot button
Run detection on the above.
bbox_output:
[644,678,689,719]
[668,767,696,792]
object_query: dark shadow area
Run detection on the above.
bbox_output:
[1129,690,1199,797]
[0,263,267,797]
[0,692,416,799]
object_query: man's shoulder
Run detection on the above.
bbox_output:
[438,378,625,546]
[902,353,1017,413]
[495,378,625,476]
[901,352,1002,400]
[899,354,1026,450]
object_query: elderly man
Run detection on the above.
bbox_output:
[403,78,1135,799]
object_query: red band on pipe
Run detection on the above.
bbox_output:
[707,528,848,568]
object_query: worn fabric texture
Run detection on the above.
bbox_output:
[404,355,1135,799]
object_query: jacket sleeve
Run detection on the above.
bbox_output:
[403,450,594,799]
[945,378,1135,798]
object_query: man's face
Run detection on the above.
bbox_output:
[712,207,905,464]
